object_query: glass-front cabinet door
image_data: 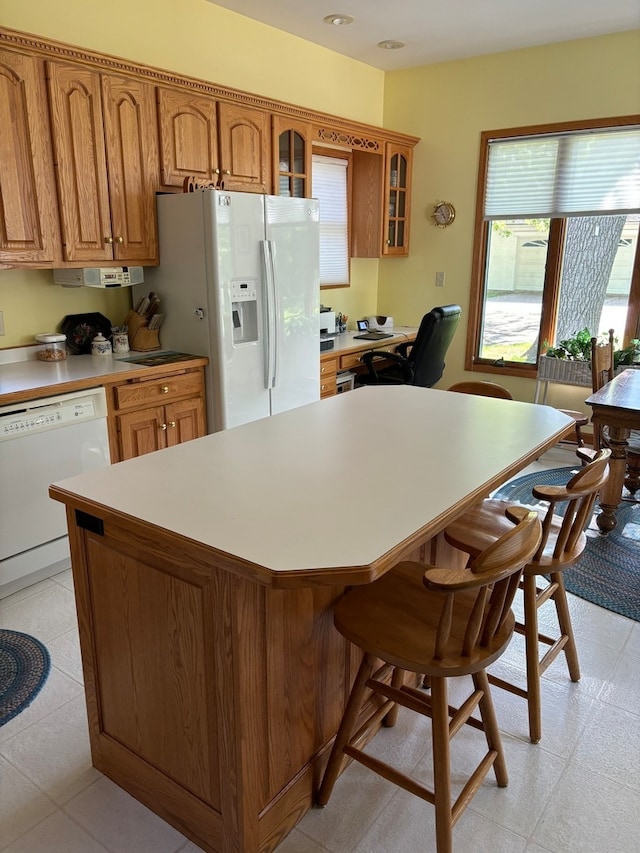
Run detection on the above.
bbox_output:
[383,144,412,256]
[273,117,312,198]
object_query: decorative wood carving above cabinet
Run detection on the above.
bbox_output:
[0,26,419,269]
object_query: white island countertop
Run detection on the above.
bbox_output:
[50,385,573,586]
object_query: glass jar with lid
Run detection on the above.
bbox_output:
[35,333,67,362]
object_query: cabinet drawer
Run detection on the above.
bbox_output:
[320,358,337,377]
[340,352,368,371]
[113,371,203,411]
[320,376,337,398]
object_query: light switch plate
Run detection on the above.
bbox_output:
[0,311,5,335]
[435,271,445,287]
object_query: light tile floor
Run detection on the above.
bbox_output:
[2,447,639,852]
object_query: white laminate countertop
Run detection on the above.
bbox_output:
[0,348,206,404]
[50,385,573,579]
[321,326,418,357]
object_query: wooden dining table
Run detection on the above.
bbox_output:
[585,368,640,533]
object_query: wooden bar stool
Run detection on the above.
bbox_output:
[444,448,610,743]
[316,509,542,853]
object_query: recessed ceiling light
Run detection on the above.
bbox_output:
[378,40,405,50]
[323,14,355,26]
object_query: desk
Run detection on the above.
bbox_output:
[320,326,418,396]
[585,369,640,533]
[50,388,572,853]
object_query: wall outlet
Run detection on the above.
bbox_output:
[435,271,445,287]
[0,311,4,336]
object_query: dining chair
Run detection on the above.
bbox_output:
[447,380,513,399]
[317,508,542,853]
[444,448,610,744]
[582,330,640,496]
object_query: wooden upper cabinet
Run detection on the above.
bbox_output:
[272,116,312,198]
[46,61,158,264]
[217,102,269,193]
[0,49,60,267]
[101,74,159,262]
[157,87,219,188]
[158,90,269,193]
[382,143,412,257]
[351,142,414,259]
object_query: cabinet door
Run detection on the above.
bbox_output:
[0,49,60,266]
[101,74,159,263]
[157,87,219,189]
[166,397,206,447]
[118,407,167,460]
[46,61,113,263]
[382,143,412,256]
[272,116,312,198]
[218,102,269,193]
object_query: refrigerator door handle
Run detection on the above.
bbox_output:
[261,240,278,388]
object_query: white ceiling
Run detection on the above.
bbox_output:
[208,0,639,71]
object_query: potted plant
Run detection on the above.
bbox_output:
[538,328,593,386]
[539,330,640,386]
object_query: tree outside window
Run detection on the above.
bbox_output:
[468,118,640,376]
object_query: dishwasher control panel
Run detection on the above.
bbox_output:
[0,388,107,440]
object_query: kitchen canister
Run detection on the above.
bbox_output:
[91,333,112,356]
[35,333,67,362]
[112,332,130,354]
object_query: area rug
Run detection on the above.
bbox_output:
[0,629,51,726]
[493,467,640,622]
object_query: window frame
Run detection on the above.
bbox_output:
[312,145,353,290]
[467,115,640,378]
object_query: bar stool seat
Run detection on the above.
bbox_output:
[317,508,542,853]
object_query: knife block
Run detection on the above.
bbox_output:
[124,310,160,352]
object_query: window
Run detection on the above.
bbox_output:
[468,118,640,376]
[312,151,350,288]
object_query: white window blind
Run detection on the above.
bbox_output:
[312,154,349,285]
[484,127,640,220]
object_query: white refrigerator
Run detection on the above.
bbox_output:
[140,190,320,432]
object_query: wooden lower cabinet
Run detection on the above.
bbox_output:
[320,356,337,398]
[107,366,207,461]
[64,504,427,852]
[117,397,204,459]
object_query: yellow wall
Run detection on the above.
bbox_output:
[379,29,640,406]
[0,0,383,346]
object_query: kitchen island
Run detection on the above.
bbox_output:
[50,386,573,852]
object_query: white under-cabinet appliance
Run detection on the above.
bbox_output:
[139,190,320,432]
[0,387,111,598]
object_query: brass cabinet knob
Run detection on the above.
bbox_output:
[160,423,167,430]
[224,169,231,175]
[116,236,124,244]
[168,421,176,428]
[214,168,220,175]
[104,236,114,244]
[161,386,169,393]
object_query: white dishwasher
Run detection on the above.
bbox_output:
[0,386,111,598]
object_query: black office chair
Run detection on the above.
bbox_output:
[358,305,462,387]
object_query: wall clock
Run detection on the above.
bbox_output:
[431,201,456,228]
